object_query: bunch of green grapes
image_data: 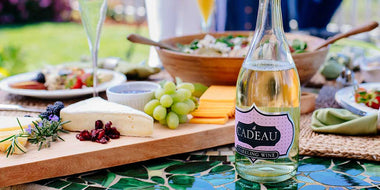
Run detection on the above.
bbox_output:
[144,81,197,129]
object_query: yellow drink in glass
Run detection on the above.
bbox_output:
[196,0,215,32]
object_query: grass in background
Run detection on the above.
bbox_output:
[331,0,380,27]
[0,22,150,75]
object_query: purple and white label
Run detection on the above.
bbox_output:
[235,105,294,163]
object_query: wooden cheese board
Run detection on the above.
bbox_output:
[0,120,234,187]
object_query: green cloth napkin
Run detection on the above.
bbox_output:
[311,108,378,135]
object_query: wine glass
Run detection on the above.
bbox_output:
[78,0,107,97]
[196,0,215,33]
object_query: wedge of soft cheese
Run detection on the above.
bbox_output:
[61,97,153,136]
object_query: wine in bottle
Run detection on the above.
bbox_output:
[235,0,300,183]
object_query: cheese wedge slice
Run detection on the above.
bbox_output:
[0,137,28,154]
[61,97,153,136]
[0,116,38,137]
[0,116,38,154]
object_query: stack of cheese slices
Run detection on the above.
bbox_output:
[190,86,236,124]
[0,116,38,154]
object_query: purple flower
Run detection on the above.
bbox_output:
[25,125,32,134]
[49,115,60,122]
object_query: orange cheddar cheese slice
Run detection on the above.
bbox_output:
[198,103,235,109]
[189,116,228,124]
[199,86,236,102]
[194,107,233,112]
[191,110,229,118]
[190,85,236,124]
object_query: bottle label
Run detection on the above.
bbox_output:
[235,105,294,163]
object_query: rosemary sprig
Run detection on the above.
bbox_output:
[0,119,31,157]
[0,117,70,157]
[4,133,29,157]
[28,119,69,150]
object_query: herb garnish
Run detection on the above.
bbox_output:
[0,101,69,157]
[0,117,69,157]
[215,35,235,47]
[0,119,30,157]
[28,117,69,150]
[189,40,199,50]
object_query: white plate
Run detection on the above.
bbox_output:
[335,83,379,115]
[0,69,126,99]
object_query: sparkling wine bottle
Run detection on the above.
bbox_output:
[235,0,300,183]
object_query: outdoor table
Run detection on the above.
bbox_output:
[0,72,379,190]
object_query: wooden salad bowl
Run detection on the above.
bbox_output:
[156,31,329,85]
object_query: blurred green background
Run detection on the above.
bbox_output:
[0,23,149,76]
[0,0,379,79]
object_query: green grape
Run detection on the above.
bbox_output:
[177,88,192,99]
[153,105,167,121]
[190,96,198,108]
[155,88,165,99]
[167,112,179,129]
[171,91,186,102]
[163,81,176,94]
[144,99,160,116]
[183,99,196,112]
[171,102,190,115]
[177,82,195,93]
[160,94,173,108]
[178,114,188,123]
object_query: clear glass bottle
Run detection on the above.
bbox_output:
[234,0,300,183]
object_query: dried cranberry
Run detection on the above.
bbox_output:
[109,127,117,134]
[95,120,103,129]
[90,129,97,141]
[104,124,111,135]
[105,121,112,128]
[80,130,91,140]
[109,134,120,139]
[99,137,108,144]
[76,134,86,141]
[76,120,120,144]
[97,129,105,140]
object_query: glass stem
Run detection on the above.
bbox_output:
[201,18,211,33]
[92,47,98,97]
